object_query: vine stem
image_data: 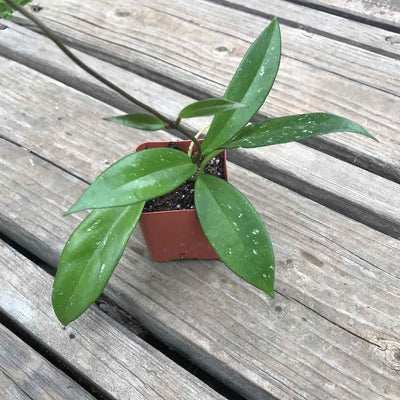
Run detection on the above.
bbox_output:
[198,150,222,174]
[188,123,210,158]
[4,0,202,155]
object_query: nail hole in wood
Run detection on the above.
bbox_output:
[274,305,283,313]
[31,4,43,12]
[116,9,131,17]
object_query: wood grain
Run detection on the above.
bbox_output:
[210,0,400,58]
[0,241,224,400]
[295,0,400,29]
[0,377,30,400]
[1,61,400,399]
[0,324,95,400]
[1,29,400,238]
[12,0,400,184]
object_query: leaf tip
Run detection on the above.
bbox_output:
[358,125,378,142]
[54,311,71,326]
[57,313,72,327]
[270,16,280,30]
[52,292,69,326]
[369,133,379,142]
[65,204,80,216]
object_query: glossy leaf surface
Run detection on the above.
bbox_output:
[195,174,275,297]
[225,113,377,149]
[202,18,281,154]
[179,98,248,119]
[67,148,197,214]
[104,113,165,131]
[53,203,144,325]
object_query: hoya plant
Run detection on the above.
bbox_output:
[6,0,376,326]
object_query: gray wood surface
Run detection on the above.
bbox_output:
[0,324,95,400]
[296,0,400,28]
[13,0,400,184]
[210,0,400,58]
[1,28,400,238]
[0,377,30,400]
[0,240,224,400]
[1,61,400,399]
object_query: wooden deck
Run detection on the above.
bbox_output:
[1,1,399,399]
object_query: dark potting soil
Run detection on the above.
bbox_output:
[143,145,226,213]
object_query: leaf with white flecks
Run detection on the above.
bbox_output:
[195,174,275,297]
[53,203,144,325]
[225,113,377,149]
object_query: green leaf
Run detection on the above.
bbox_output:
[202,18,281,154]
[67,148,197,214]
[225,113,378,149]
[53,203,144,325]
[179,98,248,119]
[0,0,31,20]
[104,114,166,131]
[195,174,275,297]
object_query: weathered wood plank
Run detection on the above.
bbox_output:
[0,324,96,400]
[1,32,400,239]
[296,0,400,29]
[1,62,400,398]
[13,0,400,184]
[0,378,30,400]
[2,115,400,400]
[210,0,400,58]
[0,241,225,400]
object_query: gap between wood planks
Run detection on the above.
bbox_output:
[1,312,113,400]
[0,232,231,400]
[2,9,400,400]
[0,232,245,400]
[1,26,399,241]
[9,2,400,187]
[280,0,400,33]
[1,132,398,400]
[189,0,400,60]
[0,324,98,400]
[0,219,385,400]
[1,70,400,399]
[1,78,399,241]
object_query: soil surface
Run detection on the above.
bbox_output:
[143,146,226,213]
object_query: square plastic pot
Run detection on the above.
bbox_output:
[136,139,228,262]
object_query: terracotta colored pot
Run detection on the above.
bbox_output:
[136,140,228,262]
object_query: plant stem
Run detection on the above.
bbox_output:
[4,0,202,155]
[198,149,222,174]
[188,123,210,157]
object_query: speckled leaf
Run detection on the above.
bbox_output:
[224,113,377,149]
[53,203,144,325]
[104,113,165,131]
[202,18,281,154]
[179,98,248,119]
[67,148,197,214]
[195,174,275,296]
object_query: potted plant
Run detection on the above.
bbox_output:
[136,139,228,262]
[5,0,376,326]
